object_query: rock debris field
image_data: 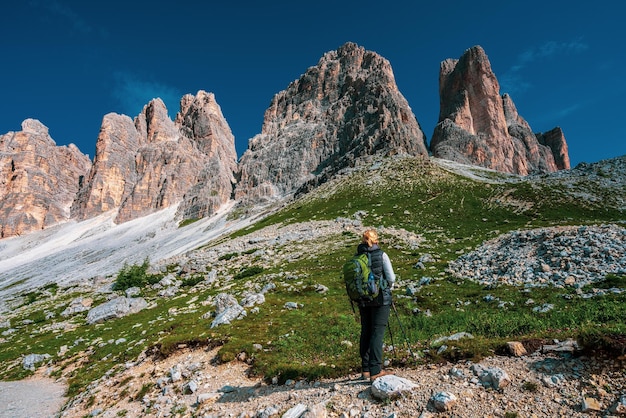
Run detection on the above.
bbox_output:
[448,223,626,290]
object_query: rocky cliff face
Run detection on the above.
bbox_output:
[430,46,570,175]
[175,91,238,220]
[235,42,428,203]
[71,112,142,220]
[72,92,237,223]
[536,127,570,170]
[0,119,91,238]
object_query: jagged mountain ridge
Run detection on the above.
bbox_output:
[0,153,624,418]
[1,42,572,239]
[71,92,238,225]
[431,46,570,174]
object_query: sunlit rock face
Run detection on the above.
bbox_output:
[235,42,429,203]
[72,92,237,224]
[430,45,570,175]
[175,91,238,221]
[0,119,91,238]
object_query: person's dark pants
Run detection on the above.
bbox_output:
[359,304,391,376]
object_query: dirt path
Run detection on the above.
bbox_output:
[0,377,66,418]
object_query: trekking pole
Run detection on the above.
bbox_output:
[391,302,418,359]
[386,321,398,364]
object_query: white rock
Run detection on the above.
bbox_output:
[22,353,51,370]
[282,403,307,418]
[370,375,417,400]
[86,297,148,324]
[471,364,511,389]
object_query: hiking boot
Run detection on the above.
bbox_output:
[370,370,391,382]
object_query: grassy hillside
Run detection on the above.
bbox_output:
[0,155,623,396]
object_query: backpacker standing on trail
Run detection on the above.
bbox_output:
[355,229,395,382]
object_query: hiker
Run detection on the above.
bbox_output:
[356,228,395,382]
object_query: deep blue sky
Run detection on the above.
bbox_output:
[2,1,624,167]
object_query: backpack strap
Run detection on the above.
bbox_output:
[365,249,387,290]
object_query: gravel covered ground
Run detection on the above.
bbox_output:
[51,344,625,418]
[0,376,66,418]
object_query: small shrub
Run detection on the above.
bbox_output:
[42,282,59,293]
[28,311,47,324]
[181,275,204,287]
[600,274,626,289]
[234,266,264,280]
[219,252,238,261]
[146,274,162,286]
[178,218,199,228]
[165,264,179,273]
[134,382,153,401]
[113,258,153,291]
[24,291,40,305]
[119,376,133,386]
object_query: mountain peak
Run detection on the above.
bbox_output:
[431,46,569,175]
[235,42,428,203]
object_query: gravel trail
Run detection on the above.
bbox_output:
[0,377,66,418]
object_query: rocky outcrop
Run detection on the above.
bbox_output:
[175,91,238,220]
[235,42,428,203]
[536,127,570,170]
[0,119,91,238]
[447,224,626,289]
[430,46,570,175]
[72,92,237,223]
[71,112,142,220]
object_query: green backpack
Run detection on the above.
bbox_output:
[343,252,379,302]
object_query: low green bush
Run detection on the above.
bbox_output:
[181,275,204,287]
[112,258,158,291]
[234,266,264,280]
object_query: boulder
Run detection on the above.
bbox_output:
[609,394,626,414]
[86,296,148,324]
[470,364,511,390]
[210,293,246,328]
[370,374,418,400]
[61,297,93,317]
[506,341,528,357]
[428,391,457,412]
[22,353,51,370]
